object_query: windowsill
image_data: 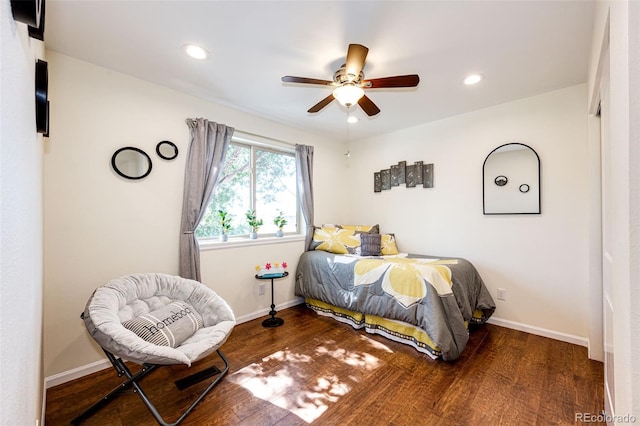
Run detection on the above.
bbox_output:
[198,234,306,251]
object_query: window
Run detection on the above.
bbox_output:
[196,137,298,240]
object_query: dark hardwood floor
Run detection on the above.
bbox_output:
[45,304,604,425]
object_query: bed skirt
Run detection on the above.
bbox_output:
[304,298,443,359]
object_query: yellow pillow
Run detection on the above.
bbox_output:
[322,224,379,234]
[312,227,359,254]
[380,234,399,255]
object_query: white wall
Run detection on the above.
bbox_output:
[347,85,589,341]
[43,51,349,378]
[0,1,45,425]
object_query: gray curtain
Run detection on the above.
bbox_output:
[295,144,314,250]
[179,118,234,280]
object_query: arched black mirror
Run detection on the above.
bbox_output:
[483,142,540,214]
[156,140,178,160]
[111,147,152,180]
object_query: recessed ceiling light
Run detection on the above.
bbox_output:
[464,74,482,85]
[347,115,359,124]
[183,44,208,60]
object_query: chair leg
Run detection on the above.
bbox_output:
[70,349,230,426]
[136,350,230,426]
[70,350,157,425]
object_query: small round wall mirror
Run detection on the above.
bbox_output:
[111,147,152,180]
[156,140,178,160]
[494,175,508,186]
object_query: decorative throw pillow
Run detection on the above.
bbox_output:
[358,233,382,256]
[322,224,380,234]
[380,233,399,255]
[312,226,359,254]
[312,224,380,254]
[122,301,204,347]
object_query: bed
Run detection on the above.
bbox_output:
[294,225,496,361]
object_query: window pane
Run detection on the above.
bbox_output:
[196,140,299,240]
[255,149,297,234]
[196,144,250,238]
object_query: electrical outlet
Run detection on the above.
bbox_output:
[258,283,265,296]
[497,288,507,301]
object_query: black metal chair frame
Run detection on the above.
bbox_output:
[71,347,229,425]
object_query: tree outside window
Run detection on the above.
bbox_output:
[196,141,298,239]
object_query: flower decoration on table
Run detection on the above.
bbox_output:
[273,211,287,237]
[255,261,288,278]
[245,209,263,239]
[218,209,232,242]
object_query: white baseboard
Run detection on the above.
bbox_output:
[234,297,304,324]
[487,316,589,347]
[45,358,112,389]
[44,297,306,389]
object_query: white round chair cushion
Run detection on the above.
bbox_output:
[83,273,236,366]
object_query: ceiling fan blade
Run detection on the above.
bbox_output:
[308,94,335,113]
[345,44,369,79]
[358,95,381,116]
[282,76,335,86]
[362,74,420,88]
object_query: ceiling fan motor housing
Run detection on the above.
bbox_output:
[334,65,364,85]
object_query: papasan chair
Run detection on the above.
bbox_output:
[71,273,236,426]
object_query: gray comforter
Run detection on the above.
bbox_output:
[295,251,495,361]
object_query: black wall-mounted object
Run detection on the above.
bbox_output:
[111,147,153,180]
[482,142,541,214]
[27,0,45,41]
[10,0,42,26]
[11,0,45,40]
[35,59,49,135]
[156,140,179,160]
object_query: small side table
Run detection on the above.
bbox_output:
[255,271,288,328]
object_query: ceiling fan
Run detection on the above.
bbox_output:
[282,44,420,116]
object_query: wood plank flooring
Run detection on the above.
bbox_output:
[45,304,604,425]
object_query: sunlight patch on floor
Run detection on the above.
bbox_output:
[229,363,295,400]
[358,334,395,353]
[228,345,382,423]
[263,349,313,364]
[315,345,381,370]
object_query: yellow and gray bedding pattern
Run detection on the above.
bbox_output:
[295,251,496,361]
[304,297,442,358]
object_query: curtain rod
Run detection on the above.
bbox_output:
[232,129,295,148]
[185,119,297,149]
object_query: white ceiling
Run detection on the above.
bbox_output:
[45,0,596,142]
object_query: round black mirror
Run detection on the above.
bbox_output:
[111,147,152,180]
[156,140,178,160]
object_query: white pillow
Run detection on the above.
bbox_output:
[122,301,203,347]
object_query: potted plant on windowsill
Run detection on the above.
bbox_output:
[273,211,287,237]
[218,209,232,242]
[245,209,263,239]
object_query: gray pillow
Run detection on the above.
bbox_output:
[122,301,204,347]
[359,233,382,256]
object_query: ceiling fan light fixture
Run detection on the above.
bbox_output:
[333,84,365,107]
[183,44,208,60]
[347,115,359,124]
